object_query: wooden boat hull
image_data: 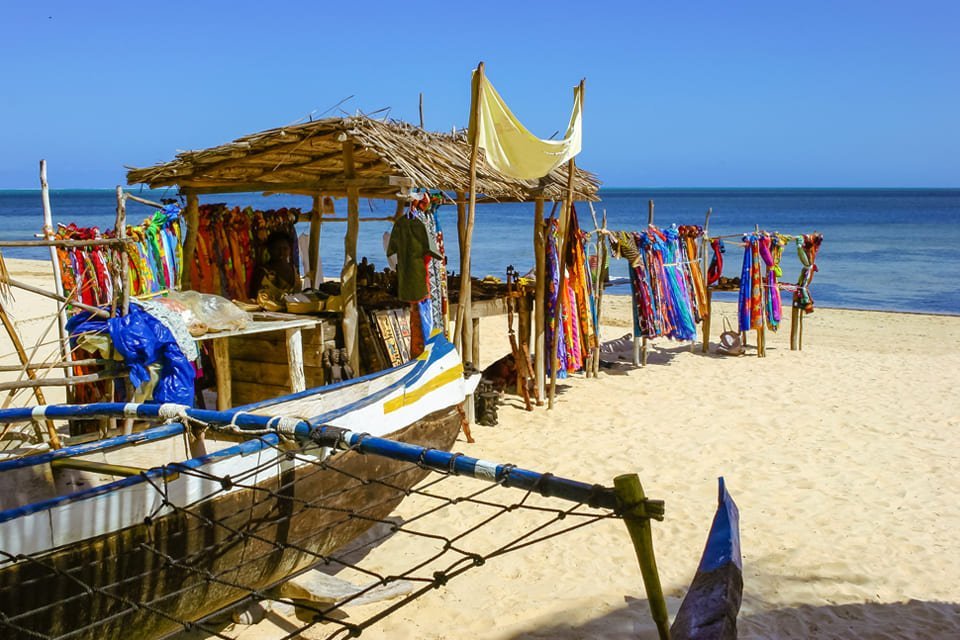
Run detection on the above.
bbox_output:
[0,405,461,640]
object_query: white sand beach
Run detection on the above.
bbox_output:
[2,259,958,639]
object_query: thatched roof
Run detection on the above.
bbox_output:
[126,116,600,202]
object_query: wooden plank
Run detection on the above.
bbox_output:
[231,380,291,406]
[212,338,231,410]
[286,328,306,393]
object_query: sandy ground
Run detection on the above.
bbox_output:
[2,259,958,639]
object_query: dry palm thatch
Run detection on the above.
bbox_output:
[126,116,600,202]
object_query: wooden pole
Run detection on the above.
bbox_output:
[342,139,361,374]
[459,62,484,367]
[790,306,800,350]
[1,276,110,318]
[0,301,60,447]
[533,197,546,404]
[39,160,71,376]
[593,207,608,376]
[640,199,654,367]
[701,208,712,354]
[419,92,425,129]
[613,474,671,640]
[549,159,576,409]
[308,194,323,288]
[181,191,200,290]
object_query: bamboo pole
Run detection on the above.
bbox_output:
[342,139,361,374]
[39,161,71,379]
[613,474,670,640]
[459,62,484,367]
[0,300,60,447]
[533,197,546,404]
[1,276,109,318]
[181,191,200,290]
[123,192,165,209]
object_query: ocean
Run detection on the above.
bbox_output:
[1,188,958,315]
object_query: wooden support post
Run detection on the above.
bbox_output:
[798,309,805,350]
[460,63,483,369]
[533,197,546,404]
[700,208,712,353]
[212,338,231,411]
[614,474,671,640]
[702,288,713,354]
[790,306,799,350]
[308,195,323,289]
[181,191,200,290]
[638,199,654,367]
[115,187,130,316]
[453,193,467,353]
[756,327,764,357]
[549,161,576,409]
[342,139,361,374]
[39,160,71,376]
[285,328,306,393]
[471,317,480,367]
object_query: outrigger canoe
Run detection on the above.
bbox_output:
[0,333,468,640]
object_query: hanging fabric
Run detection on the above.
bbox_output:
[793,233,823,313]
[468,69,582,180]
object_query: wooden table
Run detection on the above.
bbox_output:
[194,315,324,410]
[449,294,532,367]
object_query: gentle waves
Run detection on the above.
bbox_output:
[1,188,958,315]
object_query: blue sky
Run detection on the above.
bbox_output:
[1,1,957,188]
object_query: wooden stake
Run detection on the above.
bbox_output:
[419,92,425,129]
[639,199,654,367]
[613,474,671,640]
[533,197,546,404]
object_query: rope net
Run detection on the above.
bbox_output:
[0,416,632,640]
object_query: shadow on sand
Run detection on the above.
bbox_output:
[497,597,960,640]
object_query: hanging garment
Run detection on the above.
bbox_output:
[468,70,582,180]
[793,233,823,313]
[386,216,440,302]
[544,218,568,377]
[738,234,765,332]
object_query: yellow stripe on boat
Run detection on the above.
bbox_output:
[383,364,464,414]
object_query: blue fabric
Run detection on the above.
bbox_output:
[66,305,195,406]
